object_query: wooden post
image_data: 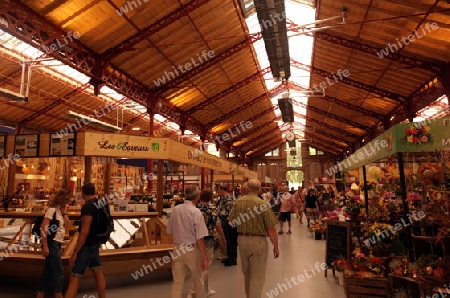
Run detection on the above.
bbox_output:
[157,159,164,217]
[84,156,92,184]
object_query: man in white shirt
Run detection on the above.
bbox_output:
[168,186,209,298]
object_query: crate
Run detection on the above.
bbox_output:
[344,273,390,298]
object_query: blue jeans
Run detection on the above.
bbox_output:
[72,243,101,276]
[37,240,64,293]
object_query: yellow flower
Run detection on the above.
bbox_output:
[423,126,431,132]
[407,135,414,143]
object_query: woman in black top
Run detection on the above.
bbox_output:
[305,189,319,227]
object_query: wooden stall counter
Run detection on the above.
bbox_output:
[0,211,174,284]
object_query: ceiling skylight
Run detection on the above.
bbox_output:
[245,0,315,141]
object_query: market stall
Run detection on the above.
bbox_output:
[0,131,258,285]
[325,117,450,296]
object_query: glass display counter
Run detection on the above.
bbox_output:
[0,212,174,283]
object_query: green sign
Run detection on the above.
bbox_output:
[151,143,160,151]
[339,116,450,171]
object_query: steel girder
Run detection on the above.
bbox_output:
[0,1,207,138]
[313,32,442,73]
[185,67,271,114]
[102,0,212,60]
[291,97,371,131]
[247,137,284,156]
[295,111,360,140]
[207,83,286,129]
[287,81,384,120]
[217,108,277,146]
[285,120,349,148]
[290,58,405,102]
[18,83,91,125]
[242,123,290,152]
[303,132,346,150]
[303,138,341,155]
[388,77,445,126]
[154,33,263,94]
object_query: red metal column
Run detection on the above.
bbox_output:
[201,167,206,190]
[147,112,155,193]
[441,64,450,105]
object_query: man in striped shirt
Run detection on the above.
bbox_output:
[228,179,279,298]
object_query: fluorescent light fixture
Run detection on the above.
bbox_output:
[131,127,140,131]
[67,110,122,131]
[0,87,28,102]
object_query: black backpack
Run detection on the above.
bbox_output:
[32,212,59,242]
[95,200,114,244]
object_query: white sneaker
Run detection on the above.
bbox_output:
[208,289,216,296]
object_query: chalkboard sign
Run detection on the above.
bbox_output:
[325,221,352,268]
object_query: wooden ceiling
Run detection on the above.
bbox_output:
[0,0,449,164]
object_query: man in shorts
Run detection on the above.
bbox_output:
[277,186,295,234]
[65,183,106,298]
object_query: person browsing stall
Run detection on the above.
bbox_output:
[65,183,106,298]
[36,190,70,298]
[167,185,209,298]
[187,188,218,297]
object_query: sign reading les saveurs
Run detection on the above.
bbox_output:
[98,140,150,152]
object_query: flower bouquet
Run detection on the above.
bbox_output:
[404,124,431,144]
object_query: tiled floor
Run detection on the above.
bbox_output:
[0,219,346,297]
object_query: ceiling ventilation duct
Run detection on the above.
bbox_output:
[278,97,294,122]
[253,0,290,81]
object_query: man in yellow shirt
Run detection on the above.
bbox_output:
[228,179,279,298]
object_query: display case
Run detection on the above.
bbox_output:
[0,212,173,283]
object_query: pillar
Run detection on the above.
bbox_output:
[156,159,164,217]
[147,112,155,193]
[441,63,450,105]
[84,156,92,184]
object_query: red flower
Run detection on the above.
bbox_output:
[405,129,410,134]
[411,129,419,135]
[420,135,428,142]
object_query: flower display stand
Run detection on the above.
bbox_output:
[344,272,390,298]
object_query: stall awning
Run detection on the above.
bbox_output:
[337,116,450,171]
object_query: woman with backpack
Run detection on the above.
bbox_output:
[37,189,70,298]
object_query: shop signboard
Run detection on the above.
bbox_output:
[80,132,169,159]
[78,132,258,177]
[14,134,39,157]
[49,132,76,156]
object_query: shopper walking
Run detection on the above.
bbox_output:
[305,189,320,227]
[216,186,237,266]
[228,179,279,298]
[293,187,304,223]
[65,183,106,298]
[187,188,218,297]
[36,190,70,298]
[277,186,295,234]
[167,185,209,298]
